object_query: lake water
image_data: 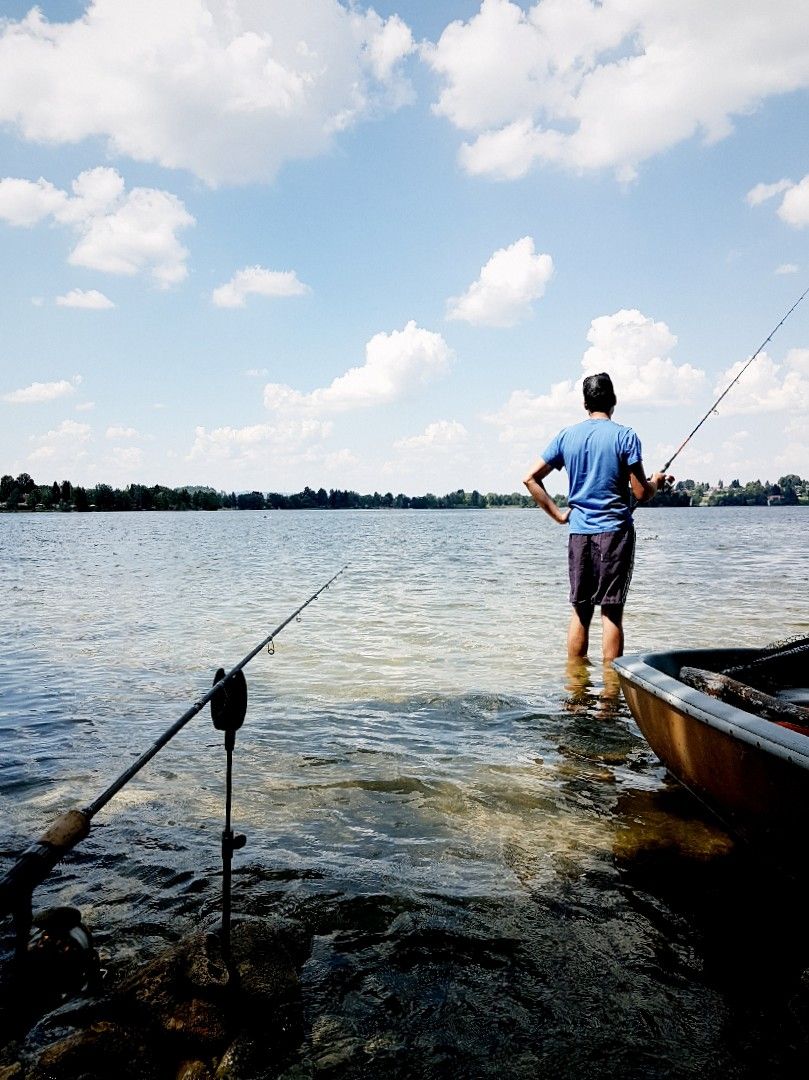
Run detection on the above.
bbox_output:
[1,507,808,1077]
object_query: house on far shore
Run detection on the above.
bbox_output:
[767,494,785,506]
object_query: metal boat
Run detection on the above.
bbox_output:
[613,645,809,847]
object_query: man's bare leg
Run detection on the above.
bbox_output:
[568,603,594,658]
[601,604,624,662]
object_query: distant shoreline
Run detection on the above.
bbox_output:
[3,504,807,514]
[1,473,807,513]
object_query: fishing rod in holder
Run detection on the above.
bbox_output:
[661,286,809,473]
[0,566,347,972]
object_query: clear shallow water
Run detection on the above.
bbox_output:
[1,507,808,1077]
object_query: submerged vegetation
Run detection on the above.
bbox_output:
[1,472,807,512]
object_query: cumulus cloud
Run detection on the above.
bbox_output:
[778,176,809,229]
[56,288,114,309]
[187,417,333,468]
[745,179,793,207]
[324,448,359,471]
[447,237,553,326]
[748,173,809,229]
[776,263,799,275]
[485,307,705,445]
[775,419,809,474]
[581,310,706,405]
[0,1,414,186]
[711,350,809,415]
[786,348,809,374]
[110,446,144,471]
[484,382,582,445]
[263,322,453,415]
[28,419,92,464]
[2,375,81,404]
[424,0,809,181]
[0,167,194,286]
[189,323,452,475]
[106,426,139,439]
[212,266,310,308]
[394,420,468,452]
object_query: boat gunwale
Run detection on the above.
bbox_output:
[613,649,809,770]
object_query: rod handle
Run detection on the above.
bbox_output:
[0,810,90,917]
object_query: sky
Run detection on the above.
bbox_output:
[1,0,808,496]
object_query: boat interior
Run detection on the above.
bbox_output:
[641,640,809,730]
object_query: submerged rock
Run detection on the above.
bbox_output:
[176,1060,214,1080]
[11,915,310,1080]
[26,1021,160,1080]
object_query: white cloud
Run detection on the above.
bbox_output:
[2,375,81,404]
[383,420,474,489]
[721,429,747,451]
[424,0,809,181]
[264,322,453,415]
[245,368,269,378]
[581,309,706,405]
[324,448,359,471]
[0,1,414,186]
[775,263,799,275]
[0,176,68,225]
[484,382,582,445]
[786,348,809,374]
[775,419,809,475]
[748,173,809,229]
[0,167,194,286]
[447,236,553,326]
[106,426,139,439]
[212,266,310,308]
[778,176,809,229]
[188,323,453,479]
[712,351,809,415]
[75,401,96,412]
[745,179,793,207]
[110,446,144,471]
[28,419,92,465]
[187,417,333,467]
[485,307,705,445]
[394,420,468,452]
[56,288,115,309]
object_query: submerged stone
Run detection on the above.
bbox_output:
[11,915,310,1080]
[176,1061,213,1080]
[25,1021,160,1080]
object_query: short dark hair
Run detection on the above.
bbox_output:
[583,372,616,413]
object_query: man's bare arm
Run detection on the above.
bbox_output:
[628,460,672,503]
[523,459,570,524]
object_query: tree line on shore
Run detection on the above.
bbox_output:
[1,472,806,512]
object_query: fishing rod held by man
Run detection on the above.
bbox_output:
[524,373,672,664]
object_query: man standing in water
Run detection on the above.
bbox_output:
[523,372,671,662]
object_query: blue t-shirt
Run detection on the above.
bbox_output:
[541,419,642,534]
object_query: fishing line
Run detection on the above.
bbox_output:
[661,285,809,473]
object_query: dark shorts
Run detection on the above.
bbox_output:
[568,526,635,607]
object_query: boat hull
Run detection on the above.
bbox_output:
[614,649,809,848]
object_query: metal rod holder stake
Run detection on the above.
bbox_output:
[210,668,248,968]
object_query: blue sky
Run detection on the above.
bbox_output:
[1,0,808,495]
